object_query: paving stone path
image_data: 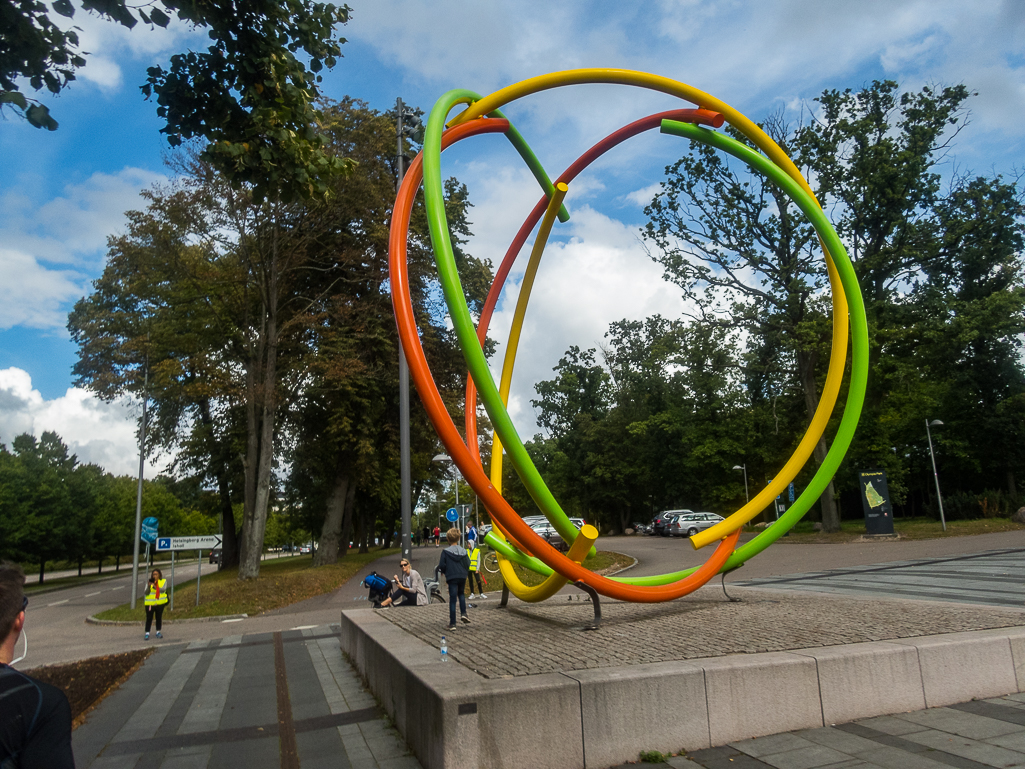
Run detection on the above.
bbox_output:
[619,692,1025,769]
[380,585,1025,679]
[72,624,422,769]
[738,547,1025,608]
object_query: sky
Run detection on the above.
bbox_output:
[1,0,1023,477]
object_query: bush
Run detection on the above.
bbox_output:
[938,489,1022,521]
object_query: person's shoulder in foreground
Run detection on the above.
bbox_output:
[0,561,76,769]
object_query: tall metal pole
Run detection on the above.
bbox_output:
[396,97,413,563]
[926,419,947,532]
[130,361,148,610]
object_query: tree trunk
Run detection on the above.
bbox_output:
[1008,470,1017,499]
[796,349,841,532]
[97,557,102,574]
[199,396,239,569]
[239,230,279,581]
[314,471,350,566]
[78,555,83,577]
[39,560,44,584]
[218,473,238,569]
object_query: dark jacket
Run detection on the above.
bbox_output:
[436,544,470,581]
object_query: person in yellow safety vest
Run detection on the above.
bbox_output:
[467,545,486,599]
[144,568,169,641]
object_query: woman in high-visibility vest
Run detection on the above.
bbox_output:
[468,544,486,599]
[144,568,169,640]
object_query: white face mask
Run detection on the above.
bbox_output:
[10,629,27,666]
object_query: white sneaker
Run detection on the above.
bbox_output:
[479,593,488,599]
[468,593,477,599]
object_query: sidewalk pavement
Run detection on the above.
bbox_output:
[73,624,422,769]
[621,693,1025,769]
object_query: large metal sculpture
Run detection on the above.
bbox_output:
[390,69,868,604]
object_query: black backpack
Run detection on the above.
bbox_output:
[0,665,42,769]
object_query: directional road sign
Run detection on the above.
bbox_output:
[445,507,459,523]
[155,535,222,552]
[141,516,159,544]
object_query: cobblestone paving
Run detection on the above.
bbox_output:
[380,586,1025,679]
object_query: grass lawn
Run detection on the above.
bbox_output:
[474,549,634,596]
[769,516,1025,544]
[95,548,399,622]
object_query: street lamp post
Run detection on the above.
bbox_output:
[926,419,947,532]
[432,454,463,544]
[732,464,749,503]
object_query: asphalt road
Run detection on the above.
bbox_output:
[20,529,1025,669]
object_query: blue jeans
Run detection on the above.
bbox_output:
[447,578,467,625]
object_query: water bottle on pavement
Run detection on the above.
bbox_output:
[440,636,448,662]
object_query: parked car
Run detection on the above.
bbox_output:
[531,522,569,552]
[208,549,222,565]
[653,510,691,536]
[668,512,725,538]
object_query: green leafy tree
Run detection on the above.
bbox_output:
[2,0,352,200]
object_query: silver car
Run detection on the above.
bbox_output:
[668,512,725,538]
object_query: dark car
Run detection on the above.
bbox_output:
[668,512,726,538]
[653,510,692,536]
[208,549,222,565]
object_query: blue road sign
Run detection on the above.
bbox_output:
[446,507,459,522]
[157,537,171,551]
[141,516,159,544]
[788,482,795,502]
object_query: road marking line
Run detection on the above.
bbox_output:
[86,591,102,597]
[112,585,125,590]
[221,618,245,623]
[291,625,318,630]
[48,599,69,607]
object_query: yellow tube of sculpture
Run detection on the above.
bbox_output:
[450,69,850,547]
[497,523,599,602]
[490,182,570,492]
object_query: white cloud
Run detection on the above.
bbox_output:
[0,167,165,267]
[0,250,85,330]
[0,167,165,331]
[480,205,686,437]
[0,368,160,477]
[624,182,663,208]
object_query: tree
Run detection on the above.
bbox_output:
[2,0,352,200]
[643,113,843,529]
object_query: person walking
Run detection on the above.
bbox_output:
[467,542,486,599]
[0,562,76,768]
[433,525,441,547]
[144,568,169,640]
[422,526,431,547]
[436,528,470,629]
[465,521,478,551]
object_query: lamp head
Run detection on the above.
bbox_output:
[929,420,944,427]
[732,465,744,471]
[432,454,452,462]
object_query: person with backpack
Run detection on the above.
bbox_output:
[436,528,471,629]
[376,558,428,607]
[0,562,75,768]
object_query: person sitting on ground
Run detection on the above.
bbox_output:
[436,528,471,629]
[144,568,168,640]
[0,561,76,769]
[467,541,486,599]
[377,559,428,607]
